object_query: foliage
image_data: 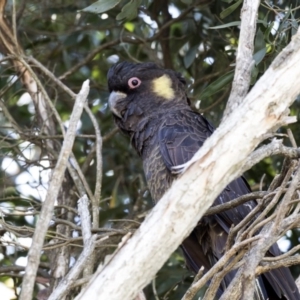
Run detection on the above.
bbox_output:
[0,0,300,299]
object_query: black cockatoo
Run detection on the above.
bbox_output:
[107,61,299,299]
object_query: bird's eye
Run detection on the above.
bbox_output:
[128,77,141,89]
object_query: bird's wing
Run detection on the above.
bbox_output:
[158,111,255,225]
[158,111,211,171]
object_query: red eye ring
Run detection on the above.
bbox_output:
[128,77,141,89]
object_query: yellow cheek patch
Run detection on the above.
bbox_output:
[152,74,175,100]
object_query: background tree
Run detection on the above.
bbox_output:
[0,0,300,299]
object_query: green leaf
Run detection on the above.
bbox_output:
[200,71,234,99]
[254,28,266,53]
[291,20,298,36]
[209,21,241,29]
[253,48,266,65]
[116,0,141,21]
[209,19,268,29]
[253,28,266,65]
[208,20,268,29]
[220,0,242,19]
[183,45,198,68]
[181,0,193,3]
[81,0,121,14]
[291,11,299,36]
[250,65,259,85]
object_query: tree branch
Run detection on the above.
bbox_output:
[257,255,300,275]
[223,0,260,119]
[241,138,300,173]
[204,191,266,216]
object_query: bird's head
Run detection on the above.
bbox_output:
[107,61,189,132]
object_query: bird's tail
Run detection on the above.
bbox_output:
[181,231,299,300]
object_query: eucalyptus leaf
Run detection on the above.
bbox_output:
[253,28,266,66]
[184,45,198,68]
[291,11,299,36]
[257,20,269,26]
[200,71,234,99]
[253,47,266,65]
[292,20,298,36]
[116,0,141,21]
[209,20,268,29]
[220,0,242,19]
[82,0,121,14]
[209,21,241,29]
[254,28,266,53]
[250,65,259,85]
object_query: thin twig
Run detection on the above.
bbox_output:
[84,107,102,227]
[241,138,300,174]
[205,191,266,216]
[257,255,300,275]
[262,244,300,262]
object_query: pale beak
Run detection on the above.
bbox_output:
[108,91,127,118]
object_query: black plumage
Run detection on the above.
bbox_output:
[107,61,300,299]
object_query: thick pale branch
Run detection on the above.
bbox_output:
[76,29,300,300]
